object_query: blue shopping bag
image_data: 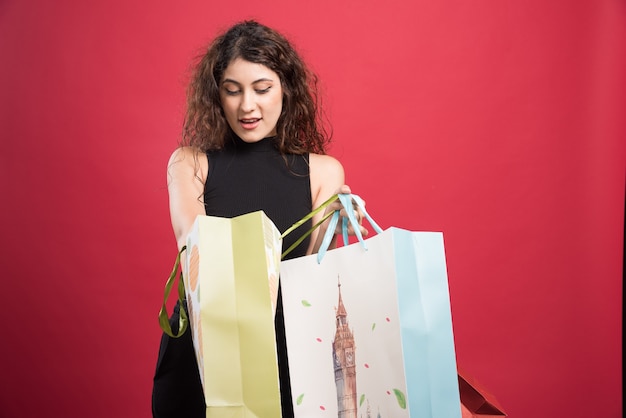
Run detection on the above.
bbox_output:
[280,195,461,418]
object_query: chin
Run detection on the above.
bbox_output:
[235,128,276,143]
[237,134,266,143]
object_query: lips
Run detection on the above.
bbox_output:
[239,118,261,130]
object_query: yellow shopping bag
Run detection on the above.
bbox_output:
[160,211,282,418]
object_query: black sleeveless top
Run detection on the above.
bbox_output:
[204,135,311,417]
[204,135,312,258]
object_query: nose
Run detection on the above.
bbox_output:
[240,90,256,113]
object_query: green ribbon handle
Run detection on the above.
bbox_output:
[158,245,189,338]
[280,192,383,261]
[280,193,340,259]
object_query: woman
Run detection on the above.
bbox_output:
[152,20,367,418]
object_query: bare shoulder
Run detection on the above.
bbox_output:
[309,153,344,178]
[167,146,208,184]
[309,153,345,203]
[167,146,205,169]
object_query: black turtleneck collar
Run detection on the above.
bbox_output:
[229,135,279,152]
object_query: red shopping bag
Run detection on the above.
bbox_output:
[458,368,507,417]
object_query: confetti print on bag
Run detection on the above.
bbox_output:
[390,388,407,409]
[268,272,278,315]
[188,245,200,292]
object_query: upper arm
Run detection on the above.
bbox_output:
[307,153,345,253]
[167,147,208,250]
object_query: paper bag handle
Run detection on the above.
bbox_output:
[280,193,338,259]
[158,246,189,338]
[280,192,382,262]
[316,193,383,263]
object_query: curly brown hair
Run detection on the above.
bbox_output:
[182,20,331,155]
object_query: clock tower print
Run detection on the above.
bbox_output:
[332,278,357,417]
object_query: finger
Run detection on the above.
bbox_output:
[336,185,352,195]
[353,208,363,221]
[339,207,360,221]
[345,221,368,237]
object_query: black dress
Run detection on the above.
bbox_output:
[152,136,312,418]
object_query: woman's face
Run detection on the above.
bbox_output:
[220,58,283,143]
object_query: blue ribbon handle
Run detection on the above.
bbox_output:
[316,193,383,263]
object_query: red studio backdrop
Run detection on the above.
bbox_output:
[0,1,623,417]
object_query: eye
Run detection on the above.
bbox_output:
[255,86,271,94]
[224,88,240,96]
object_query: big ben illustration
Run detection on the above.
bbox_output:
[332,279,357,417]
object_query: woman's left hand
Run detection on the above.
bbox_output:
[325,185,369,238]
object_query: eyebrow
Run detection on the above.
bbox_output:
[221,77,275,85]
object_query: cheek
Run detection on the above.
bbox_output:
[220,100,237,119]
[272,94,284,114]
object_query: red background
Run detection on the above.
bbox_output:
[1,0,623,417]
